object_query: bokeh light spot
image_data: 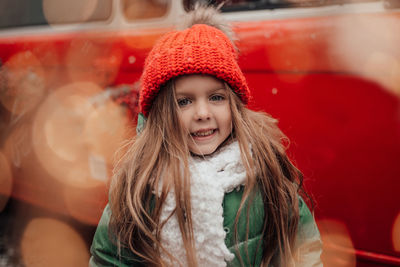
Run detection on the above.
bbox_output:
[32,82,129,189]
[0,151,13,212]
[393,212,400,252]
[317,219,356,267]
[63,184,108,225]
[21,217,89,267]
[33,82,102,188]
[43,94,89,162]
[363,52,400,96]
[330,15,400,97]
[84,100,130,164]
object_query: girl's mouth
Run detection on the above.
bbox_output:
[191,129,216,137]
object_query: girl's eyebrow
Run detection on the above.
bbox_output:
[209,87,228,96]
[211,87,226,92]
[175,87,226,96]
[175,91,191,97]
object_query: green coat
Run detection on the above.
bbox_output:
[89,188,322,266]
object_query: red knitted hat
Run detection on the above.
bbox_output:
[139,23,250,117]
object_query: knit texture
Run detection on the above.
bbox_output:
[139,24,250,116]
[159,141,246,266]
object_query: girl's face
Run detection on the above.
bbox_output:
[174,75,232,155]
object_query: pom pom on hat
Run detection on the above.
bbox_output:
[177,4,237,47]
[139,5,250,117]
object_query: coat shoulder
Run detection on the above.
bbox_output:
[89,204,145,267]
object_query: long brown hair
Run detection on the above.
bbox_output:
[109,78,306,266]
[227,85,304,266]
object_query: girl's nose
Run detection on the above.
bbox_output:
[194,101,211,120]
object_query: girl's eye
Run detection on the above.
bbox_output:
[210,94,225,101]
[177,98,191,107]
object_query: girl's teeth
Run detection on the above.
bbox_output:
[193,129,214,137]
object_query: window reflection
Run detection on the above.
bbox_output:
[0,0,112,29]
[183,0,382,12]
[43,0,112,25]
[123,0,170,20]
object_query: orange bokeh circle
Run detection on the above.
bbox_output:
[32,81,129,189]
[317,219,356,267]
[0,151,13,212]
[63,183,108,225]
[393,212,400,252]
[21,217,89,267]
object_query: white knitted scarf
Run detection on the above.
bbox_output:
[159,141,247,266]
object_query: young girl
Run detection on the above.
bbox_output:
[90,6,322,267]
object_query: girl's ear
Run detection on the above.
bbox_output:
[136,113,147,135]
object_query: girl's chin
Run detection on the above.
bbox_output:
[189,147,217,157]
[189,143,218,156]
[189,135,234,156]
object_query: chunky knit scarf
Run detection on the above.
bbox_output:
[159,141,247,266]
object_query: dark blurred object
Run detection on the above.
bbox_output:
[384,0,400,8]
[183,0,383,12]
[0,0,112,29]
